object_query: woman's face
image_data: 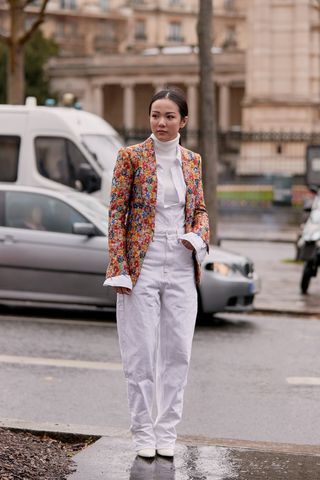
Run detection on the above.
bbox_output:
[149,98,187,142]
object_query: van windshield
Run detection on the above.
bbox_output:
[81,134,122,177]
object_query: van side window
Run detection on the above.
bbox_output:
[0,136,20,182]
[34,136,91,188]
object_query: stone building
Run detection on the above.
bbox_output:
[46,0,247,176]
[240,0,320,176]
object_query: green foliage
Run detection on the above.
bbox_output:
[0,29,59,105]
[25,29,59,104]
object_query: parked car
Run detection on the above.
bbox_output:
[0,186,260,315]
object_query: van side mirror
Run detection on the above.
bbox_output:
[78,163,101,193]
[308,184,319,195]
[303,201,312,213]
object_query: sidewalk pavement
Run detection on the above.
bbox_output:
[68,435,320,479]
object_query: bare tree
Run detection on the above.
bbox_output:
[197,0,218,244]
[0,0,50,104]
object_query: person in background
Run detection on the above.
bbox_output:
[23,205,46,231]
[104,86,210,459]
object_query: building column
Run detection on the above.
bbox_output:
[219,83,230,132]
[187,81,198,147]
[91,84,104,117]
[122,82,135,131]
[153,82,165,93]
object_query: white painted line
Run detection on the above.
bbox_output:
[286,377,320,386]
[0,315,117,328]
[0,354,122,371]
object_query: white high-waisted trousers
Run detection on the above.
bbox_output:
[116,229,197,451]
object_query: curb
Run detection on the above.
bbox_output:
[0,418,127,440]
[251,307,320,318]
[220,236,295,244]
[1,419,320,457]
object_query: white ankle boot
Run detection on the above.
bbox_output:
[157,448,174,457]
[137,448,156,458]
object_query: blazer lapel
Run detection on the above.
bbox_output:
[141,137,157,205]
[180,147,193,214]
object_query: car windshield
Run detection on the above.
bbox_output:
[81,134,122,175]
[67,193,108,234]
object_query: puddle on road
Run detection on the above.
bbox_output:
[69,436,320,480]
[128,445,320,480]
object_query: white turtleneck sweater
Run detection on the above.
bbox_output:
[152,133,186,232]
[104,134,207,290]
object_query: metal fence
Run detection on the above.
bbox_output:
[118,129,318,210]
[120,129,317,180]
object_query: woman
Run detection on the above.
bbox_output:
[104,86,209,458]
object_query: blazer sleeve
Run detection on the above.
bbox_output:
[192,154,210,251]
[106,147,133,279]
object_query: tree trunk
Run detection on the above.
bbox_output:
[197,0,219,245]
[7,1,25,104]
[8,42,25,104]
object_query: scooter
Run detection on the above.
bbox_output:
[298,199,320,294]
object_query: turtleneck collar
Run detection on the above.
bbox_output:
[150,133,180,153]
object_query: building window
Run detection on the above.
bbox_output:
[169,0,183,6]
[60,0,77,10]
[25,16,35,31]
[56,21,65,37]
[224,0,235,9]
[135,20,147,40]
[222,25,237,50]
[100,0,108,10]
[56,20,78,37]
[167,22,183,42]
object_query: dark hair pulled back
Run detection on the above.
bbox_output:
[148,86,188,119]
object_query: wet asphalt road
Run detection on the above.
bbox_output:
[0,309,320,447]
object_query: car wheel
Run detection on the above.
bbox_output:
[196,290,215,323]
[301,261,313,294]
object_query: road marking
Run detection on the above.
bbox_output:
[0,354,122,371]
[286,377,320,386]
[0,315,117,328]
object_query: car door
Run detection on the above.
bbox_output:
[0,190,114,307]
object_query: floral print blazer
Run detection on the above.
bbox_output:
[106,137,210,286]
